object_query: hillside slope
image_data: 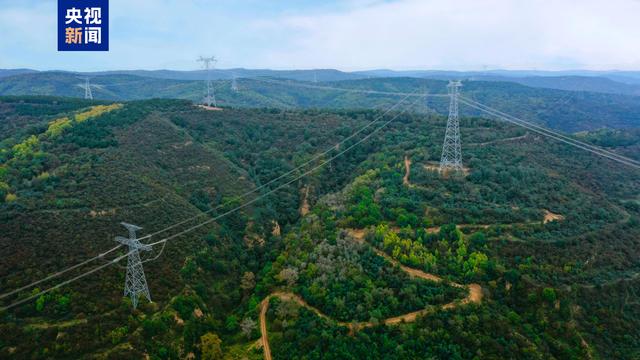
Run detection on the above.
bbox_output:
[0,96,639,358]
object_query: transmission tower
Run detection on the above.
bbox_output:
[83,77,93,100]
[197,56,217,107]
[439,80,463,174]
[231,74,238,92]
[114,222,151,309]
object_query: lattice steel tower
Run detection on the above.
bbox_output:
[84,77,93,100]
[439,80,463,174]
[197,56,217,107]
[231,74,238,92]
[115,222,151,309]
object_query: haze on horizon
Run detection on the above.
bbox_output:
[1,0,640,72]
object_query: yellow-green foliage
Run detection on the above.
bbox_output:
[45,117,72,138]
[377,224,437,270]
[0,182,9,200]
[5,193,17,202]
[74,104,122,123]
[11,135,39,158]
[36,172,50,181]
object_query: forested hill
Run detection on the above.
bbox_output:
[1,96,639,358]
[3,72,640,132]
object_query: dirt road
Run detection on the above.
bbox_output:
[258,229,484,359]
[403,156,412,186]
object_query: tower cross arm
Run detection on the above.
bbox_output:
[114,236,152,251]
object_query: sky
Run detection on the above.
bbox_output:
[1,0,640,72]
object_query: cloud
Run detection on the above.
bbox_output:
[1,0,639,70]
[257,0,640,70]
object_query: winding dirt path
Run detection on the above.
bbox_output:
[300,185,310,216]
[403,156,412,186]
[258,229,483,359]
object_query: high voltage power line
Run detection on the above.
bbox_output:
[250,76,639,169]
[0,92,422,311]
[0,82,420,305]
[1,251,134,312]
[458,96,640,170]
[3,78,639,311]
[146,96,423,249]
[247,76,450,98]
[0,246,122,301]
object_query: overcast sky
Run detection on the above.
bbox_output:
[1,0,640,71]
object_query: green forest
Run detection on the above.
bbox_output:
[3,72,640,132]
[1,94,639,359]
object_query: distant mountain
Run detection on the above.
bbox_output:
[492,76,640,96]
[355,69,640,96]
[3,71,640,132]
[87,68,365,82]
[9,67,640,94]
[0,71,201,101]
[0,69,37,78]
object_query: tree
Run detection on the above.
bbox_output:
[542,287,557,303]
[200,332,223,360]
[240,317,257,339]
[240,271,255,293]
[35,295,46,312]
[277,268,299,287]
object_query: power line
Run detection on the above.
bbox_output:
[0,80,419,302]
[0,251,132,312]
[1,96,420,312]
[0,90,420,308]
[460,95,640,166]
[138,91,420,264]
[248,76,449,98]
[146,96,423,248]
[459,97,640,170]
[460,99,640,169]
[135,90,419,244]
[0,245,122,301]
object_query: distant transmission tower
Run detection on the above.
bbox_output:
[83,77,93,100]
[439,80,463,174]
[114,222,151,309]
[197,56,217,107]
[231,74,238,92]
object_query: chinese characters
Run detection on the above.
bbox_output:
[64,7,102,45]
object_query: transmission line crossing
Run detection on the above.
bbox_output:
[6,78,640,310]
[0,87,418,302]
[0,91,422,310]
[4,79,639,308]
[458,96,640,170]
[439,81,463,174]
